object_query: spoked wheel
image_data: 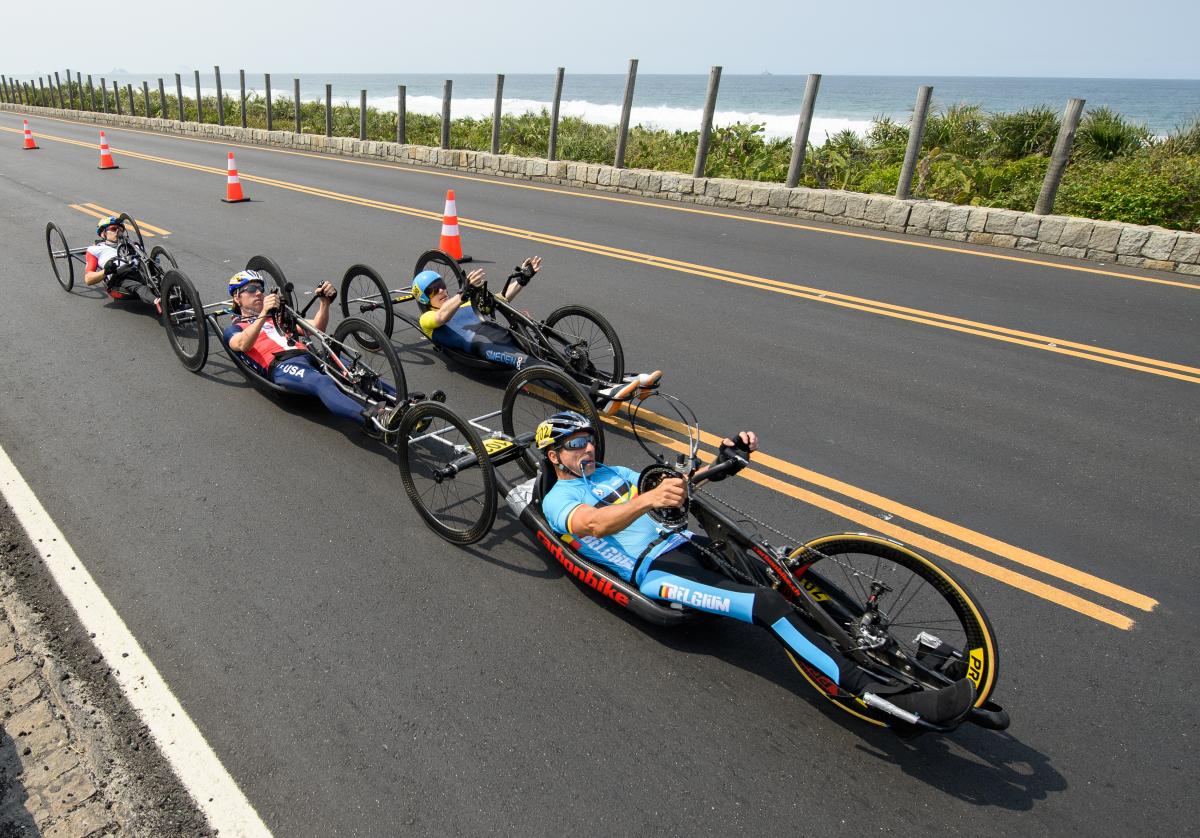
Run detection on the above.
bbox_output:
[115,213,146,252]
[149,244,179,270]
[45,222,74,291]
[397,401,497,545]
[339,264,394,345]
[332,317,407,403]
[246,254,296,311]
[542,304,625,385]
[502,365,604,476]
[785,534,1001,728]
[413,249,467,293]
[160,269,209,372]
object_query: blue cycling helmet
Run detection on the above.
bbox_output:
[228,269,266,297]
[96,215,123,236]
[535,410,594,451]
[412,270,446,305]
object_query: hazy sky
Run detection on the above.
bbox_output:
[6,0,1198,78]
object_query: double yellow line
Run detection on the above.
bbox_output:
[69,202,172,236]
[10,125,1194,386]
[614,403,1156,630]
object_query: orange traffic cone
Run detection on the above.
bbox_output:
[97,131,119,170]
[21,119,38,150]
[221,151,248,203]
[438,189,471,263]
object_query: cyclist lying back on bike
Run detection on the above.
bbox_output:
[413,256,543,370]
[536,411,977,726]
[82,215,159,312]
[225,270,397,437]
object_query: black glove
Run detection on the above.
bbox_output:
[103,259,118,277]
[707,433,752,482]
[509,263,538,287]
[460,284,475,305]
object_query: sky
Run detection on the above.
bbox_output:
[5,0,1198,79]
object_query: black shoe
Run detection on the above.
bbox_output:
[868,678,976,726]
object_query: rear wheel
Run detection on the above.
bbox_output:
[543,304,625,385]
[161,269,209,372]
[414,249,467,294]
[246,254,296,311]
[501,365,605,476]
[785,534,1000,727]
[45,222,74,291]
[397,401,497,545]
[339,264,394,343]
[332,317,407,403]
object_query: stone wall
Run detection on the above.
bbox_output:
[6,102,1199,277]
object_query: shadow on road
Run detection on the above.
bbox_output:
[0,728,39,834]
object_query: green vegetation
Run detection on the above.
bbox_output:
[18,80,1200,232]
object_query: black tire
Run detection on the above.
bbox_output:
[414,249,467,294]
[149,244,178,270]
[502,365,605,476]
[543,304,625,385]
[332,317,407,403]
[160,269,209,372]
[45,222,74,291]
[339,264,394,343]
[115,212,145,252]
[397,401,497,545]
[786,534,1001,727]
[245,254,296,311]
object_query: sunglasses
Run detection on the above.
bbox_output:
[426,280,447,296]
[558,433,594,451]
[104,225,123,234]
[237,283,265,295]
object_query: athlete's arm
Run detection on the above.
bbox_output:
[310,281,335,332]
[566,477,685,538]
[499,256,542,303]
[228,294,278,352]
[84,252,106,286]
[694,431,758,484]
[431,269,487,326]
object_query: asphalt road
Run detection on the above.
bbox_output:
[0,111,1196,835]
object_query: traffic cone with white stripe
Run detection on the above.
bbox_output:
[438,189,471,263]
[221,151,249,203]
[21,119,38,150]
[97,131,118,170]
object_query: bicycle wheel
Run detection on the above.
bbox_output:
[149,244,179,270]
[786,533,1000,726]
[501,365,605,476]
[45,222,74,291]
[115,212,146,252]
[160,269,209,372]
[414,249,467,293]
[397,401,497,544]
[339,264,394,343]
[542,304,625,385]
[332,316,407,403]
[246,254,296,311]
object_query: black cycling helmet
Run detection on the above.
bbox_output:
[535,410,593,451]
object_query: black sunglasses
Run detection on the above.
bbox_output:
[426,280,447,296]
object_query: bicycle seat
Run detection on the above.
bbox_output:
[530,457,558,509]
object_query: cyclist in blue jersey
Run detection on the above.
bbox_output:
[413,256,542,369]
[536,411,977,726]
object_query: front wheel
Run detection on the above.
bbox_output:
[501,365,605,476]
[45,222,74,291]
[332,317,407,403]
[542,304,625,385]
[339,264,394,343]
[785,534,1000,727]
[397,401,497,545]
[160,269,209,372]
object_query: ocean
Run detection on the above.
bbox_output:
[72,72,1200,140]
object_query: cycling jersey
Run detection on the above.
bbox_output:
[223,317,309,375]
[418,303,530,369]
[86,241,153,303]
[84,241,118,273]
[541,464,690,584]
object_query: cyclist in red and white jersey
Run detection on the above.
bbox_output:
[82,215,159,311]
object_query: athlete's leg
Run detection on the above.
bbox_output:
[113,277,157,307]
[640,542,874,696]
[270,357,370,424]
[470,323,533,369]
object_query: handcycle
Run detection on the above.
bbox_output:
[161,254,431,433]
[45,211,179,303]
[339,250,629,390]
[392,366,1010,735]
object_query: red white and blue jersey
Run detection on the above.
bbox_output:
[223,317,308,374]
[84,241,119,273]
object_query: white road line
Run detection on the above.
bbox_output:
[0,443,271,838]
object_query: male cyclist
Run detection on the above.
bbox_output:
[82,215,159,311]
[412,257,542,370]
[223,270,396,437]
[536,411,977,727]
